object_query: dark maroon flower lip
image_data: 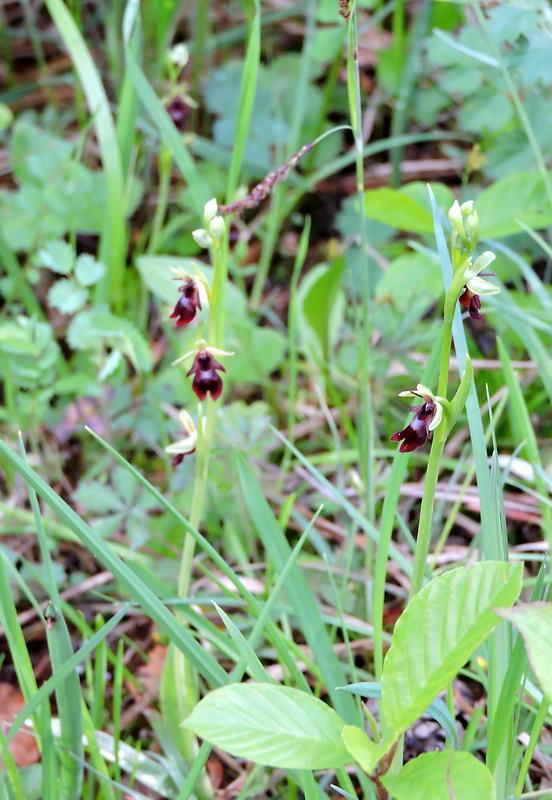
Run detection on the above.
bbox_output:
[170,278,202,327]
[166,96,192,132]
[459,288,483,320]
[390,401,438,452]
[186,349,227,401]
[390,385,444,453]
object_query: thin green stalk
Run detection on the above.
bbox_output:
[345,2,376,622]
[148,145,172,254]
[408,427,447,600]
[373,332,443,676]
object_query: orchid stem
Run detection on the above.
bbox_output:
[410,256,466,598]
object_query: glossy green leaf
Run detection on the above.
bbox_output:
[297,259,345,363]
[496,603,552,700]
[364,187,434,233]
[381,561,522,736]
[381,751,495,800]
[341,725,382,773]
[476,171,552,237]
[183,684,350,769]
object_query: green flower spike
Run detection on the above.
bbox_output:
[192,199,226,249]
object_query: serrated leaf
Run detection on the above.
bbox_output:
[75,254,106,287]
[364,188,434,233]
[37,240,75,274]
[496,603,552,700]
[47,280,88,314]
[381,751,495,800]
[381,562,522,737]
[183,684,350,769]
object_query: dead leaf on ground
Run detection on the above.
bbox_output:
[0,682,40,766]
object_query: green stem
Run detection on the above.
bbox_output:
[409,426,447,599]
[410,262,468,599]
[176,233,224,595]
[169,225,225,800]
[148,145,172,254]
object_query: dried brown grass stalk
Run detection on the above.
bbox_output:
[218,140,315,216]
[338,0,351,21]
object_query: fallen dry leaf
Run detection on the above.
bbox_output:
[0,682,40,766]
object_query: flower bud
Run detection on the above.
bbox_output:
[192,228,212,249]
[448,200,465,240]
[460,200,474,216]
[169,43,189,68]
[464,212,480,249]
[203,198,218,226]
[208,215,226,242]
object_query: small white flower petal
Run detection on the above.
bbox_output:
[178,409,196,434]
[207,346,234,358]
[448,201,465,239]
[472,251,496,275]
[415,383,436,399]
[169,43,189,68]
[172,348,198,366]
[203,198,218,225]
[192,228,212,249]
[208,215,225,241]
[166,435,196,455]
[466,275,500,296]
[428,402,443,431]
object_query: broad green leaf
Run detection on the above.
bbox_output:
[381,751,495,800]
[228,323,287,383]
[183,684,350,769]
[297,259,345,363]
[496,603,552,700]
[476,171,552,237]
[381,561,522,736]
[340,682,458,748]
[47,280,88,314]
[376,252,442,313]
[66,310,152,373]
[364,188,434,233]
[341,725,383,773]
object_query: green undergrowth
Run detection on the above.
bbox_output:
[1,1,552,799]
